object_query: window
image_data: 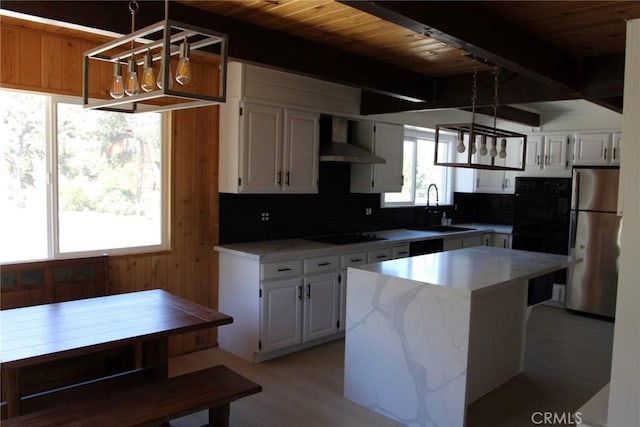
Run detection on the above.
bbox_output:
[383,127,453,207]
[1,89,169,263]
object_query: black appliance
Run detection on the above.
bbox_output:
[512,177,572,303]
[409,238,443,256]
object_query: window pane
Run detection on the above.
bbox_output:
[384,139,414,203]
[56,104,163,253]
[0,91,49,262]
[415,139,446,205]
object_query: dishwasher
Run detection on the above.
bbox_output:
[409,238,443,256]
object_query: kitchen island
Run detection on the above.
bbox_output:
[344,246,578,427]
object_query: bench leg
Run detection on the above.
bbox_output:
[208,403,230,427]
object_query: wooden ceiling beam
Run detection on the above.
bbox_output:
[0,0,436,102]
[341,1,578,90]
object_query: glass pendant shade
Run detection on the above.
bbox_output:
[109,62,125,99]
[175,41,192,85]
[125,59,140,96]
[140,51,156,92]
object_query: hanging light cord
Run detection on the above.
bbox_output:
[492,66,499,132]
[471,57,478,125]
[129,1,138,50]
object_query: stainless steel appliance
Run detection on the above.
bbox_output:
[567,167,621,317]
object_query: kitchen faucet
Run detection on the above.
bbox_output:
[426,183,439,213]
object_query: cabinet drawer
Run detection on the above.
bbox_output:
[367,247,392,263]
[261,260,303,280]
[304,255,339,274]
[392,244,410,259]
[341,252,367,269]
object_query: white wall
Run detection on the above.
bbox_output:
[607,17,640,427]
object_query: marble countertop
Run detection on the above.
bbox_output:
[215,223,512,261]
[353,246,578,296]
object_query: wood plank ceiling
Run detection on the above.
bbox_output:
[3,0,640,123]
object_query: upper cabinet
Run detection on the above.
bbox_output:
[471,139,524,193]
[573,132,620,165]
[350,121,404,193]
[525,134,570,173]
[220,100,319,193]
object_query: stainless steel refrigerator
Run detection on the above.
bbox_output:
[567,167,621,317]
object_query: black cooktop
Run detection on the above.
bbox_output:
[304,233,386,245]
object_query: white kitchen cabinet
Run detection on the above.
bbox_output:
[443,235,482,251]
[367,246,393,263]
[260,277,303,353]
[612,132,621,165]
[491,233,512,249]
[303,272,340,342]
[481,233,492,246]
[524,134,570,174]
[392,243,410,259]
[573,132,614,165]
[219,101,319,193]
[350,121,404,193]
[339,251,367,332]
[472,140,523,193]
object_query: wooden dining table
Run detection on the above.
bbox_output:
[0,289,233,418]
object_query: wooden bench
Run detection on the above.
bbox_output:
[3,365,262,427]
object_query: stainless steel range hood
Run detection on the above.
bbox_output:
[319,116,385,164]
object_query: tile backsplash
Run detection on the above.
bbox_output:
[219,163,513,244]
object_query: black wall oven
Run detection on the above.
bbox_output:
[512,177,572,287]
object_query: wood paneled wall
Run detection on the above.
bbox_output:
[1,18,220,355]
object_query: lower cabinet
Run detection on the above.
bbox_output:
[443,235,482,251]
[260,278,303,353]
[491,233,512,249]
[302,272,340,342]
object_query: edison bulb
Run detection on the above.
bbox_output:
[109,62,125,99]
[490,137,498,158]
[456,131,466,153]
[157,59,173,90]
[499,138,507,158]
[125,59,140,96]
[175,41,192,85]
[141,52,156,92]
[479,135,488,156]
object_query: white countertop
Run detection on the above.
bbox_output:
[353,246,578,295]
[215,223,512,261]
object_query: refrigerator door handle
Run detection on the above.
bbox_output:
[569,210,578,249]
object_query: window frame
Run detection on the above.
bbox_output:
[1,88,171,262]
[382,126,454,208]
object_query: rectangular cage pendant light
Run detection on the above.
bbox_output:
[434,123,527,171]
[83,16,228,113]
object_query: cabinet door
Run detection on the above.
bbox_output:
[491,233,512,249]
[240,103,282,192]
[525,136,544,170]
[544,134,570,170]
[260,278,302,353]
[573,133,610,165]
[303,273,340,342]
[282,110,319,193]
[462,235,482,248]
[372,122,404,193]
[443,239,462,251]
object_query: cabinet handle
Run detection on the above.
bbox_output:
[286,171,290,186]
[350,258,363,263]
[613,147,617,160]
[544,154,549,165]
[298,285,303,301]
[398,251,408,255]
[277,171,282,185]
[317,262,331,266]
[536,154,541,165]
[306,284,311,299]
[277,267,292,272]
[376,255,388,259]
[604,148,608,160]
[503,240,507,248]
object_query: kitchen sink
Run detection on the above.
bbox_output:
[406,225,476,233]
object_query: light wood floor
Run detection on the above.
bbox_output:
[169,306,614,427]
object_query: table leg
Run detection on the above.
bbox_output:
[1,367,20,418]
[209,404,230,427]
[141,337,169,380]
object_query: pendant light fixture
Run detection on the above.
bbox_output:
[83,0,228,113]
[434,57,527,171]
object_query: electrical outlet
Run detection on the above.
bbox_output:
[260,212,270,222]
[365,208,372,215]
